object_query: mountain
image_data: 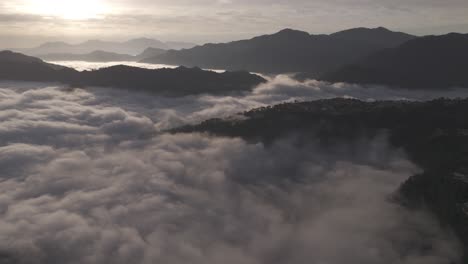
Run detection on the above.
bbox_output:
[75,66,266,95]
[142,27,415,75]
[0,51,266,96]
[18,38,196,56]
[38,50,136,62]
[320,33,468,89]
[329,27,414,47]
[172,98,468,262]
[123,38,169,53]
[135,47,167,61]
[0,50,77,82]
[17,38,168,56]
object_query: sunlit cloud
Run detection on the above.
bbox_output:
[11,0,113,20]
[0,80,462,263]
[0,0,467,47]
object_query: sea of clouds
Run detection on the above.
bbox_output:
[0,73,466,263]
[46,61,226,73]
[46,61,179,72]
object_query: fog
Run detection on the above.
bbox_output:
[46,61,179,72]
[47,61,226,72]
[0,78,465,263]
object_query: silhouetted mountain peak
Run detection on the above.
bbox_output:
[0,50,45,64]
[331,27,414,39]
[274,28,311,38]
[376,26,390,31]
[144,27,415,74]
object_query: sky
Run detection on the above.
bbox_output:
[1,0,468,48]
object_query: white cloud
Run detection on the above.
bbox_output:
[0,80,463,263]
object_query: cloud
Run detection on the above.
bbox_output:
[253,74,468,101]
[1,0,468,47]
[0,13,44,22]
[3,73,468,137]
[0,80,463,263]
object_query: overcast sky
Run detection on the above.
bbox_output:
[1,0,468,48]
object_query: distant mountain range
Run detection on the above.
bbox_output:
[37,47,167,62]
[0,51,264,96]
[14,38,196,56]
[3,27,468,89]
[319,33,468,89]
[142,27,415,75]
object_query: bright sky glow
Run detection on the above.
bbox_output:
[17,0,110,20]
[0,0,468,48]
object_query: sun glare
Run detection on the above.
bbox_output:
[21,0,109,20]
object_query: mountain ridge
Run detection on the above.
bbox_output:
[320,33,468,89]
[0,50,265,96]
[14,38,196,56]
[142,27,415,75]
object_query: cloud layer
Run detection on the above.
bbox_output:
[0,80,464,263]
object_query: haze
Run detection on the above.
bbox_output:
[1,0,468,48]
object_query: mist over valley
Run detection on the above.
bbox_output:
[1,1,468,262]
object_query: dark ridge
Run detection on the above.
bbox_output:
[330,27,415,47]
[320,33,468,89]
[0,50,77,82]
[0,51,266,96]
[142,27,415,75]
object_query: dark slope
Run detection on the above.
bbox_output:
[76,65,266,95]
[173,99,468,170]
[0,51,266,95]
[0,50,77,82]
[321,33,468,89]
[173,98,468,261]
[143,27,415,75]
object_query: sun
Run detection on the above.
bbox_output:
[21,0,109,20]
